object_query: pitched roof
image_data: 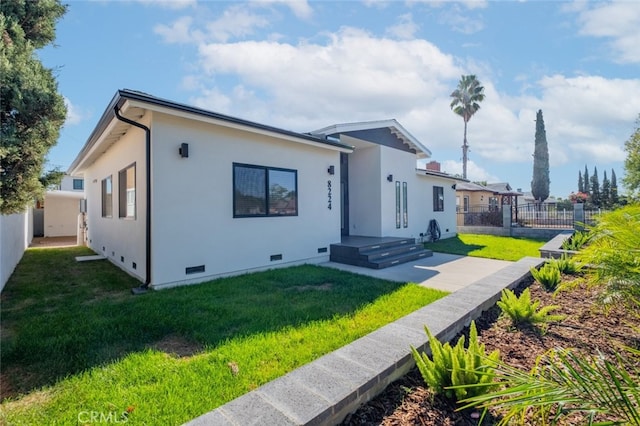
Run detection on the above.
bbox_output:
[69,89,355,174]
[311,119,432,159]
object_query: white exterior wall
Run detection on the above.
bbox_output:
[346,143,457,240]
[347,144,382,236]
[44,192,83,237]
[150,114,342,288]
[0,210,32,291]
[417,174,458,240]
[83,122,147,282]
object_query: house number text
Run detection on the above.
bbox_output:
[327,180,332,210]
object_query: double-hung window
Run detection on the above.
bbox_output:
[433,186,444,212]
[233,163,297,217]
[119,164,136,218]
[101,176,113,218]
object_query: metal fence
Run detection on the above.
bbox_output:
[457,206,503,227]
[514,204,574,228]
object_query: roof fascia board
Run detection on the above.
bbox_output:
[68,113,122,175]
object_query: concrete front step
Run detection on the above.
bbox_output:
[185,256,545,426]
[330,237,432,269]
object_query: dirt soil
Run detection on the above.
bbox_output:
[342,277,640,426]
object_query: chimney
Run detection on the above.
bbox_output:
[426,161,441,172]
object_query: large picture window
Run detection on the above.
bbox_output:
[233,163,297,217]
[433,186,444,212]
[119,164,136,218]
[101,176,112,218]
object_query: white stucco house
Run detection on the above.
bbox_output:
[68,90,461,290]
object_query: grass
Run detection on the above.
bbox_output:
[0,246,448,425]
[424,234,546,261]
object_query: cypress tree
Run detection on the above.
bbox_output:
[531,110,550,204]
[611,169,619,205]
[591,166,600,207]
[583,165,590,196]
[578,171,584,193]
[601,170,610,208]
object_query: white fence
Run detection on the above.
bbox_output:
[0,210,32,291]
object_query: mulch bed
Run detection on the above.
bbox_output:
[342,277,640,425]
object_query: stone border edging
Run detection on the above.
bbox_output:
[185,256,545,426]
[538,231,575,259]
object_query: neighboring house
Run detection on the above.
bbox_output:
[33,175,85,238]
[455,182,521,226]
[68,89,460,289]
[516,191,558,209]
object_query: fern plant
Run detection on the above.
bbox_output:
[497,288,564,328]
[561,230,592,250]
[410,321,500,401]
[530,262,562,291]
[548,254,581,275]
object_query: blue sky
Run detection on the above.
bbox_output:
[40,0,640,199]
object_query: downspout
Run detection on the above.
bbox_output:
[114,105,152,293]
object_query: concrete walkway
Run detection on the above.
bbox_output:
[322,253,513,292]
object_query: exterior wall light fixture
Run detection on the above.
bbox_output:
[387,174,393,182]
[179,143,189,158]
[327,165,335,175]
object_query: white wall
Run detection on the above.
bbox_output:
[83,119,147,282]
[149,113,343,288]
[0,210,32,291]
[44,192,84,237]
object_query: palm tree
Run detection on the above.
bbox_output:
[450,75,485,179]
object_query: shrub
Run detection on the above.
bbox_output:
[530,262,562,291]
[561,230,592,250]
[548,254,581,275]
[459,348,640,426]
[410,321,500,401]
[497,288,564,328]
[573,205,640,309]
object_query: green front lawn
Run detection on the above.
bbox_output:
[424,234,546,261]
[1,247,447,425]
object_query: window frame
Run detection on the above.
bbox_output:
[101,175,113,218]
[233,163,298,218]
[433,185,444,212]
[118,163,136,219]
[72,179,84,190]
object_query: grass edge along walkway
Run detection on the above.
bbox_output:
[1,248,447,425]
[424,233,546,261]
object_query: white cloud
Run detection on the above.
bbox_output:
[440,159,499,182]
[63,97,87,126]
[437,4,485,34]
[205,5,270,42]
[251,0,313,20]
[573,1,640,63]
[385,13,420,40]
[192,27,460,128]
[154,16,202,44]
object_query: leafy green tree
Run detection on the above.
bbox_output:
[578,170,584,193]
[601,170,610,208]
[611,169,619,205]
[450,75,485,179]
[0,0,67,214]
[531,110,550,203]
[583,165,590,196]
[622,114,640,200]
[590,166,600,206]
